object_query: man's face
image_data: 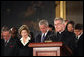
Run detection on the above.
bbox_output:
[2,31,11,40]
[74,29,82,36]
[54,20,65,32]
[39,25,48,33]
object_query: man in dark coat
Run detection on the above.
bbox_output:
[35,31,54,43]
[35,19,54,43]
[1,26,18,56]
[53,18,76,54]
[74,24,83,56]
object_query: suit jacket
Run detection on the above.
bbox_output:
[17,38,33,56]
[35,31,54,43]
[52,30,76,52]
[1,38,18,56]
[76,34,83,56]
[60,31,76,51]
[30,32,35,43]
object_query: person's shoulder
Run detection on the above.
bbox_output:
[48,30,55,34]
[35,32,41,37]
[48,31,52,33]
[47,31,57,39]
[1,39,4,43]
[63,31,75,38]
[16,38,21,43]
[79,33,83,40]
[1,39,4,41]
[81,33,83,38]
[64,31,74,35]
[10,37,18,42]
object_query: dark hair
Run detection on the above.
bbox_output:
[49,24,55,30]
[67,21,75,28]
[75,24,83,30]
[65,21,75,32]
[65,19,69,22]
[10,27,18,34]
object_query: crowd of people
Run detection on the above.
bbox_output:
[1,18,83,56]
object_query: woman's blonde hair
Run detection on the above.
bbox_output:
[18,25,30,35]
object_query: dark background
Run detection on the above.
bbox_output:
[66,1,83,24]
[1,1,83,35]
[1,1,55,35]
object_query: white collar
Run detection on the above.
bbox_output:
[77,32,83,39]
[5,40,9,43]
[20,36,31,46]
[59,32,62,34]
[4,37,11,43]
[42,30,49,37]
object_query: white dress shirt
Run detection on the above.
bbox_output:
[41,30,49,38]
[77,32,83,40]
[20,36,31,46]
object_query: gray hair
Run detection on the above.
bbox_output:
[39,19,49,26]
[54,18,65,24]
[1,26,11,34]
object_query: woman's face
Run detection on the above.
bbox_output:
[67,24,74,32]
[21,30,28,38]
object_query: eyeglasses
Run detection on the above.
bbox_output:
[54,23,62,26]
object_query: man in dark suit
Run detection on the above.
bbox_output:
[53,18,76,54]
[74,24,83,56]
[35,19,54,43]
[1,26,18,56]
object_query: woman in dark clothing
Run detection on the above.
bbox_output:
[65,21,75,32]
[17,25,33,56]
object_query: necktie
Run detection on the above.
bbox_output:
[41,33,45,42]
[5,41,8,46]
[76,36,79,43]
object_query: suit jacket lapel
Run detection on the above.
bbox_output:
[44,31,50,41]
[39,33,41,42]
[6,38,12,47]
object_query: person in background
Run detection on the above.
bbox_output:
[10,27,19,40]
[64,19,69,26]
[48,24,55,32]
[66,21,75,32]
[35,19,54,43]
[17,25,33,56]
[1,26,18,56]
[74,24,83,56]
[29,31,35,43]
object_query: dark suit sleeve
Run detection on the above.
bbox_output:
[30,32,35,43]
[77,35,83,56]
[35,34,41,43]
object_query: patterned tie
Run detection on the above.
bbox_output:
[41,33,45,42]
